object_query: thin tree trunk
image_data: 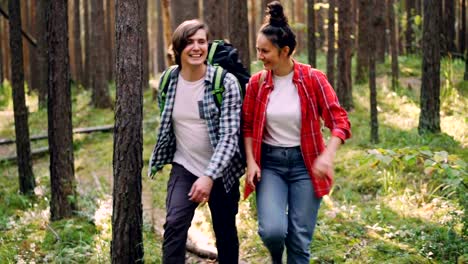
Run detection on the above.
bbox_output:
[228,0,250,70]
[3,17,11,82]
[141,0,148,90]
[91,0,112,108]
[0,21,3,83]
[249,0,257,61]
[460,0,466,54]
[112,0,144,262]
[406,0,415,54]
[28,0,38,91]
[203,0,226,39]
[36,0,48,108]
[317,1,326,49]
[443,0,456,55]
[327,0,336,88]
[308,0,316,67]
[337,0,353,110]
[47,0,77,220]
[418,0,441,134]
[369,0,379,143]
[355,0,368,83]
[8,0,35,195]
[161,0,173,66]
[388,0,399,90]
[21,0,31,94]
[375,2,386,62]
[84,0,91,88]
[171,0,198,30]
[156,0,165,72]
[73,0,83,86]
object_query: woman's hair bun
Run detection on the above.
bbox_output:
[266,1,288,27]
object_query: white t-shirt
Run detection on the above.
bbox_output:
[172,74,213,177]
[263,71,302,147]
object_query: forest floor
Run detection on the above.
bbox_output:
[0,54,467,263]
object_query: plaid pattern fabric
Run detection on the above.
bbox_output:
[242,61,351,198]
[149,64,245,193]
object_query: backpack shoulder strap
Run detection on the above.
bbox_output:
[211,65,226,108]
[159,65,178,114]
[208,40,222,65]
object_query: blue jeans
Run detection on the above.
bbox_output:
[256,144,322,264]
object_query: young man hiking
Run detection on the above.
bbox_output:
[149,19,244,264]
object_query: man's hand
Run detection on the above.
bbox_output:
[188,176,214,203]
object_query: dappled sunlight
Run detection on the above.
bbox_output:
[441,115,467,147]
[90,196,112,263]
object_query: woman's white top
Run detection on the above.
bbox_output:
[263,71,302,147]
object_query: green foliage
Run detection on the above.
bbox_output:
[0,81,12,110]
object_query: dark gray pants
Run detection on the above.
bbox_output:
[162,163,240,264]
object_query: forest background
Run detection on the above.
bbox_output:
[0,0,467,263]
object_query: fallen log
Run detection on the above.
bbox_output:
[0,147,49,163]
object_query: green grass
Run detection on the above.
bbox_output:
[0,52,467,263]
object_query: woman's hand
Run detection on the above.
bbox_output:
[312,151,333,180]
[246,160,261,190]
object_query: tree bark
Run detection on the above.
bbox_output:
[460,0,466,55]
[249,0,257,61]
[2,17,11,81]
[73,0,83,86]
[112,0,144,262]
[36,0,48,108]
[28,0,38,92]
[405,0,415,54]
[8,0,35,195]
[91,0,112,108]
[374,1,386,62]
[47,0,77,220]
[443,0,456,54]
[141,0,149,90]
[355,0,368,84]
[203,0,227,40]
[369,0,379,143]
[106,0,115,81]
[0,21,3,83]
[156,0,166,72]
[327,0,336,88]
[307,0,316,67]
[228,0,250,70]
[161,0,173,66]
[337,0,353,111]
[418,0,441,134]
[387,0,399,90]
[84,0,91,88]
[21,0,31,94]
[171,0,198,30]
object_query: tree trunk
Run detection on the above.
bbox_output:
[28,0,38,92]
[418,0,441,134]
[203,0,227,39]
[2,17,11,82]
[171,0,199,30]
[307,0,316,67]
[249,0,257,61]
[106,0,115,81]
[112,0,144,262]
[161,0,173,66]
[141,0,149,90]
[47,0,77,220]
[8,0,35,195]
[156,0,166,72]
[369,0,379,143]
[460,0,466,55]
[295,0,305,52]
[406,0,415,54]
[36,0,48,108]
[91,0,112,108]
[21,0,31,94]
[84,0,91,88]
[73,0,83,86]
[228,0,250,70]
[387,0,399,90]
[337,0,353,110]
[0,21,3,83]
[317,1,326,49]
[374,1,386,62]
[327,0,336,88]
[355,0,368,83]
[443,0,456,54]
